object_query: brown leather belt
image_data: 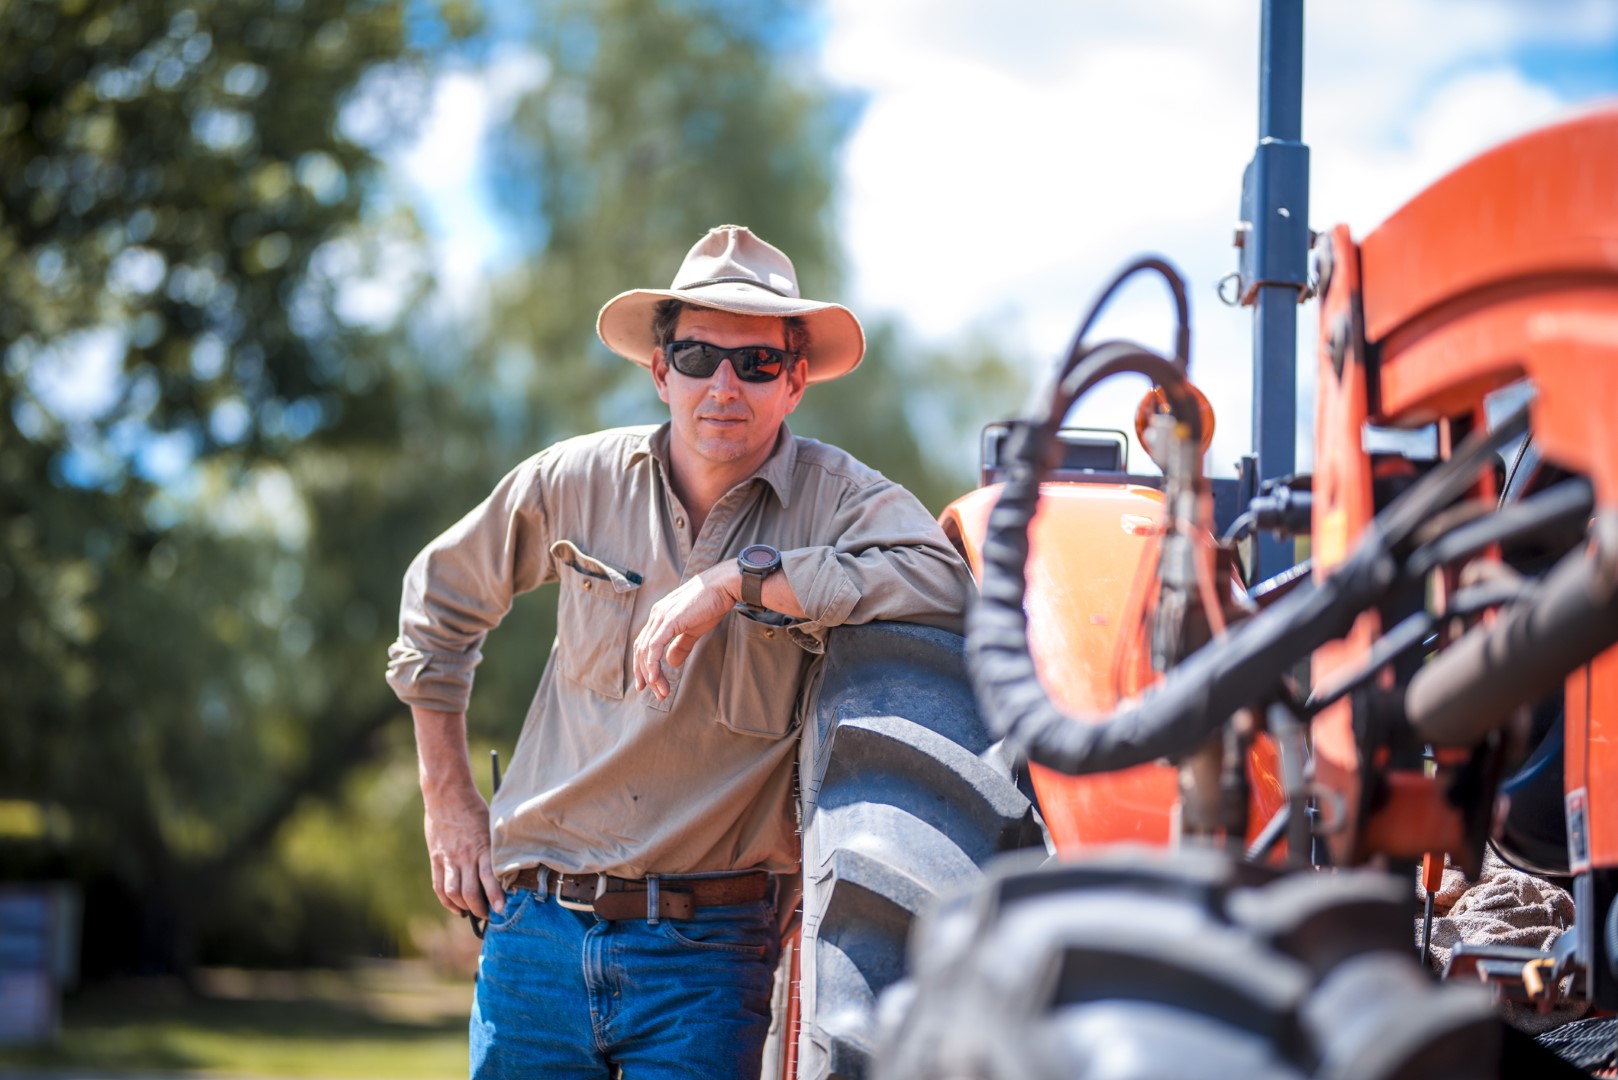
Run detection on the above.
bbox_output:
[511,865,770,921]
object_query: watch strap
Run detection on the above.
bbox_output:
[741,567,765,608]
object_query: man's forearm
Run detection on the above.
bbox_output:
[411,705,502,915]
[412,706,481,806]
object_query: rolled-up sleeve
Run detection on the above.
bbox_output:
[779,471,972,651]
[386,455,553,712]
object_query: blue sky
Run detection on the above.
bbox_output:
[1515,36,1618,99]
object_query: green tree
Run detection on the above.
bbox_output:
[0,0,466,973]
[0,0,1027,979]
[469,0,843,445]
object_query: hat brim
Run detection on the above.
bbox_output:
[596,283,865,384]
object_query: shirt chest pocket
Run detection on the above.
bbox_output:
[717,611,812,739]
[552,540,642,701]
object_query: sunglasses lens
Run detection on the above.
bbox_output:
[732,348,785,382]
[668,343,722,378]
[667,342,787,382]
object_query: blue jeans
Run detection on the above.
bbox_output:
[469,887,780,1079]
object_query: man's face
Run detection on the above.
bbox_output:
[652,307,808,478]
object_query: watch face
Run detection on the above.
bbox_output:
[739,544,779,570]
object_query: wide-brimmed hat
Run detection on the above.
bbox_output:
[596,225,865,384]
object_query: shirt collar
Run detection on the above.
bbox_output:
[634,422,799,510]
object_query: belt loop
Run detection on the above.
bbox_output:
[536,865,551,904]
[647,873,661,926]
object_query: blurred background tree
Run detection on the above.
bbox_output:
[0,0,462,975]
[0,0,1023,980]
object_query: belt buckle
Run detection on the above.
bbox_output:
[554,872,608,913]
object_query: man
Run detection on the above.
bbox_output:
[386,224,971,1078]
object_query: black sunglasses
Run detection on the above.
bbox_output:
[665,341,791,383]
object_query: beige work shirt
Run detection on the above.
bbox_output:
[386,423,971,879]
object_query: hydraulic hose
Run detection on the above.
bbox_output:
[1405,513,1618,746]
[1404,477,1593,580]
[1042,341,1205,445]
[1057,256,1191,380]
[1300,479,1593,714]
[968,342,1536,774]
[1303,578,1527,715]
[968,342,1400,774]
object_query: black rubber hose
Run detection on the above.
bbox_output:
[1245,804,1290,862]
[968,335,1529,776]
[970,527,1396,773]
[1058,257,1192,381]
[1041,340,1205,446]
[1405,477,1593,580]
[1304,578,1526,715]
[1300,478,1586,716]
[968,347,1400,774]
[1376,407,1530,551]
[1405,514,1618,746]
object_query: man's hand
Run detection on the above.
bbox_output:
[633,563,741,699]
[411,706,503,918]
[423,783,504,918]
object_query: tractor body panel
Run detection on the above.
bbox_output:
[941,482,1285,854]
[1312,104,1618,873]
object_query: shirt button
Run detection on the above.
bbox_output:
[764,629,775,638]
[582,580,592,590]
[675,516,685,528]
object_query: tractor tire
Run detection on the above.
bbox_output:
[876,846,1530,1080]
[795,622,1044,1080]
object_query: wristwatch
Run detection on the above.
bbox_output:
[736,544,783,609]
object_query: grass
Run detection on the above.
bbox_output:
[0,961,471,1078]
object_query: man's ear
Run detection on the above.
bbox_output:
[783,358,809,413]
[651,348,671,404]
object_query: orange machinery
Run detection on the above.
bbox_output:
[942,464,1286,854]
[958,104,1618,1016]
[1308,104,1618,1007]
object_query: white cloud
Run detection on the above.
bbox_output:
[822,0,1616,475]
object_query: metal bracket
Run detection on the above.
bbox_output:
[1237,139,1312,305]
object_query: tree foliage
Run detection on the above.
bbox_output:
[0,0,455,972]
[468,0,843,446]
[1,0,1026,976]
[0,0,432,461]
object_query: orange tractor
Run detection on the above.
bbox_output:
[782,8,1618,1078]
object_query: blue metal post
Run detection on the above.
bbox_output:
[1238,0,1309,580]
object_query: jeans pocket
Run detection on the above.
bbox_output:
[483,888,537,933]
[658,901,773,957]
